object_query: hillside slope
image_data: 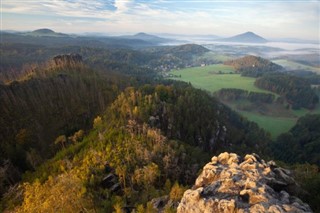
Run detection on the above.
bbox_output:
[224,55,283,77]
[273,114,320,165]
[0,55,131,175]
[1,84,272,212]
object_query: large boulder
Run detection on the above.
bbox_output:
[177,152,312,213]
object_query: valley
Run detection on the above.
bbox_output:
[169,61,320,138]
[0,27,319,212]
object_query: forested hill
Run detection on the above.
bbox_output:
[255,73,319,109]
[0,43,210,83]
[1,33,319,212]
[0,51,272,210]
[0,55,132,176]
[105,84,271,153]
[1,83,271,212]
[224,55,283,77]
[273,114,320,165]
[1,30,175,50]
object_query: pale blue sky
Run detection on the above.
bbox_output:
[1,0,319,40]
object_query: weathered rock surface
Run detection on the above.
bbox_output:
[52,53,83,67]
[150,195,179,212]
[177,152,312,213]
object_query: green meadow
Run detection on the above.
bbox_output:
[170,64,272,94]
[196,52,234,63]
[170,64,318,139]
[239,111,296,139]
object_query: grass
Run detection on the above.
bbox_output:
[169,64,320,139]
[292,104,320,117]
[172,64,235,75]
[196,52,234,63]
[239,111,296,139]
[171,64,273,94]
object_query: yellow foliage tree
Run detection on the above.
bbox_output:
[93,116,103,129]
[15,173,94,213]
[169,182,186,202]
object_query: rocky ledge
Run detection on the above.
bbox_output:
[177,152,312,213]
[52,53,83,67]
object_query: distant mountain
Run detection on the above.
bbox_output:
[118,32,172,44]
[25,28,69,37]
[33,29,55,34]
[2,30,172,47]
[0,31,153,48]
[220,31,268,43]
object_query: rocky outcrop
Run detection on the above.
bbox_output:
[150,195,179,212]
[52,53,83,67]
[178,152,312,213]
[100,163,121,193]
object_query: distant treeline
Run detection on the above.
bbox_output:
[255,73,319,109]
[224,55,283,77]
[0,42,210,83]
[215,88,275,103]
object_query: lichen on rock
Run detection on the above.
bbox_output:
[178,152,312,213]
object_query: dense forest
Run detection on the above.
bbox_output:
[255,73,319,109]
[224,55,283,77]
[0,56,132,184]
[0,36,210,84]
[215,88,275,103]
[222,55,319,109]
[1,83,272,212]
[271,114,320,211]
[272,114,320,166]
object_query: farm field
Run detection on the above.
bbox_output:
[170,64,319,138]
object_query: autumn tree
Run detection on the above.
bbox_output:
[54,135,67,149]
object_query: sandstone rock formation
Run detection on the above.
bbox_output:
[52,53,83,67]
[178,152,312,213]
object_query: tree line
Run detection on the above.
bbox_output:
[215,88,275,103]
[255,73,319,109]
[224,55,283,77]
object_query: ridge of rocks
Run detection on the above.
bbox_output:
[178,152,312,213]
[52,53,83,67]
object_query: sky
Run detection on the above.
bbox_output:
[1,0,319,40]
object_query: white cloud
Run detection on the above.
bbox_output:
[114,0,132,13]
[1,0,319,40]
